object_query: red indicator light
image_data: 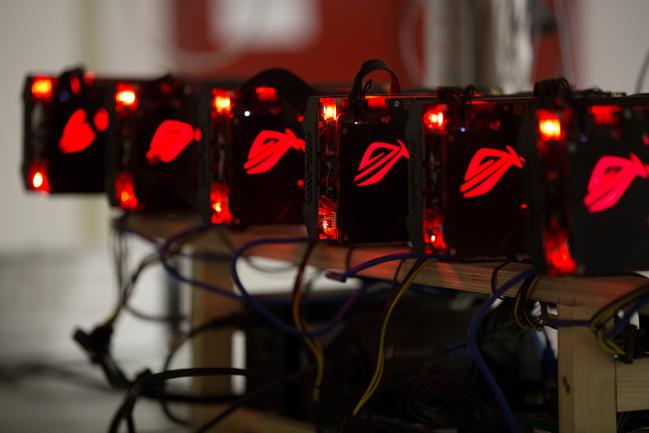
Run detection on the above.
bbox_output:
[297,179,305,189]
[212,91,231,114]
[583,153,649,213]
[32,172,44,188]
[115,172,138,210]
[424,109,445,131]
[424,210,446,252]
[537,111,562,141]
[146,120,200,164]
[321,98,337,122]
[643,133,649,146]
[29,167,50,193]
[115,85,137,109]
[544,230,576,275]
[460,145,525,198]
[244,129,305,174]
[255,86,277,102]
[589,105,620,125]
[31,77,53,99]
[209,182,233,224]
[28,161,50,193]
[354,139,410,187]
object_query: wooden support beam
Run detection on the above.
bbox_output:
[558,305,616,433]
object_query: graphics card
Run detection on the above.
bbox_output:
[199,69,315,225]
[520,95,649,275]
[22,67,111,194]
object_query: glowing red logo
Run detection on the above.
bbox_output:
[146,120,201,164]
[460,145,525,198]
[354,139,409,187]
[58,108,108,154]
[583,153,649,213]
[244,129,305,174]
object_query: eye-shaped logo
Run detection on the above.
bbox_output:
[354,139,409,187]
[460,145,525,198]
[59,108,108,154]
[244,129,305,174]
[584,153,648,213]
[146,120,201,164]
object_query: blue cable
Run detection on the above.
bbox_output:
[230,237,429,338]
[326,252,430,282]
[468,268,535,433]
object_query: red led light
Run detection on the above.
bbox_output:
[321,98,337,122]
[255,86,277,102]
[537,111,562,141]
[354,139,410,187]
[212,90,231,114]
[424,210,446,252]
[297,179,305,189]
[28,163,50,193]
[424,108,445,131]
[544,230,576,275]
[210,182,233,224]
[583,153,649,213]
[115,172,138,210]
[589,105,620,125]
[460,145,525,198]
[146,120,200,164]
[31,77,53,99]
[244,129,305,174]
[115,85,137,109]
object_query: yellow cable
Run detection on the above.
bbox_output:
[352,259,426,416]
[291,243,325,401]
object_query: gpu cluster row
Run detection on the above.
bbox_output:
[22,61,649,276]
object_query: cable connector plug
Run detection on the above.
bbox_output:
[616,325,649,364]
[73,324,114,364]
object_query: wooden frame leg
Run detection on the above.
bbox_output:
[558,305,616,433]
[191,259,239,430]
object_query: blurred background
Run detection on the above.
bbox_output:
[0,0,648,431]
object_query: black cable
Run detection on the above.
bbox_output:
[108,368,317,433]
[159,313,245,425]
[635,45,649,93]
[490,260,511,296]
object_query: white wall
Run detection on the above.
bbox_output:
[0,0,172,253]
[576,0,649,93]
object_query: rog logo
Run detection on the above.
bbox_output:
[460,145,525,198]
[59,108,108,154]
[244,129,305,174]
[354,139,410,187]
[584,153,649,213]
[146,120,201,164]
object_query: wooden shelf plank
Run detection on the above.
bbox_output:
[125,215,646,309]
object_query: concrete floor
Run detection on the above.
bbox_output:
[0,247,188,433]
